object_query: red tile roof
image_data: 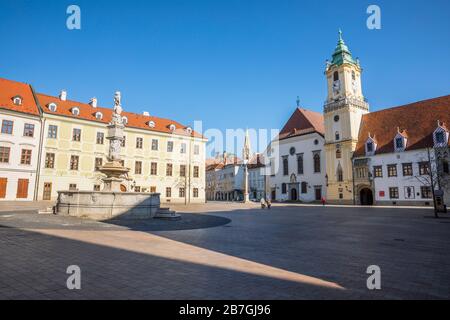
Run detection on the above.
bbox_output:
[0,78,40,116]
[36,93,204,138]
[278,108,324,140]
[354,95,450,157]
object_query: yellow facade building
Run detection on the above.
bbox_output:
[36,91,206,203]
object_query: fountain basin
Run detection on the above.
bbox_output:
[56,191,161,221]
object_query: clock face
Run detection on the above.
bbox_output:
[352,80,358,94]
[332,80,340,96]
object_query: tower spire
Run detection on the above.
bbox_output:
[330,29,356,66]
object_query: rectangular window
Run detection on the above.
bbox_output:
[389,187,399,199]
[366,142,374,153]
[193,188,199,198]
[151,139,158,151]
[136,137,143,149]
[167,141,174,152]
[179,187,185,198]
[373,166,383,178]
[93,185,101,191]
[69,184,77,191]
[45,153,55,169]
[119,160,125,167]
[0,147,10,163]
[193,166,199,178]
[166,163,173,176]
[121,136,126,147]
[95,157,103,171]
[135,161,142,174]
[180,143,186,154]
[20,149,32,165]
[419,162,430,175]
[134,186,141,192]
[421,186,432,199]
[436,132,445,144]
[150,186,156,193]
[96,132,104,144]
[23,123,35,137]
[166,187,171,198]
[151,162,157,175]
[387,164,397,177]
[194,145,200,155]
[70,155,79,170]
[395,137,404,149]
[402,163,413,176]
[301,182,307,194]
[180,164,186,177]
[283,157,289,176]
[1,120,13,134]
[48,125,58,139]
[281,183,287,194]
[72,128,81,142]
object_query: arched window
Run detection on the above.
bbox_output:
[283,157,289,176]
[335,131,340,141]
[48,103,57,112]
[352,70,356,80]
[95,112,103,120]
[337,164,343,182]
[313,153,321,173]
[71,107,80,116]
[333,71,339,81]
[336,148,341,159]
[297,154,303,174]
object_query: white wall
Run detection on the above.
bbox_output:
[268,132,326,202]
[0,111,42,201]
[369,149,434,204]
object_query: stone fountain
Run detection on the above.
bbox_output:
[55,92,163,221]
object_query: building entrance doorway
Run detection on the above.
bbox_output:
[360,188,374,205]
[290,188,298,201]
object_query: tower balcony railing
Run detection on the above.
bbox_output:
[324,97,369,113]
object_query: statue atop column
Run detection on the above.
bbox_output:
[111,91,124,126]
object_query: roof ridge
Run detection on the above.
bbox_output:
[369,94,450,115]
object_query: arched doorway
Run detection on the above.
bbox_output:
[360,188,374,205]
[290,188,298,201]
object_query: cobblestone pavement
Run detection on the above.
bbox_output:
[0,202,449,299]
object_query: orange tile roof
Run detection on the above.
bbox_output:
[36,93,204,139]
[0,78,40,116]
[354,95,450,157]
[278,108,324,140]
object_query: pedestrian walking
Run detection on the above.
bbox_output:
[321,197,326,206]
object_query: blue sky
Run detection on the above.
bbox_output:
[1,0,449,156]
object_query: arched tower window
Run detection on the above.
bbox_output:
[333,71,339,81]
[335,131,340,141]
[336,148,341,159]
[352,70,356,80]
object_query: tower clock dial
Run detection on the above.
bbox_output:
[332,80,340,96]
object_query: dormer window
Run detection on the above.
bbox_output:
[148,121,155,128]
[94,112,103,120]
[122,116,128,125]
[169,124,176,132]
[185,127,193,134]
[48,103,57,112]
[71,107,80,116]
[365,136,377,156]
[12,96,23,106]
[433,122,449,147]
[394,131,407,152]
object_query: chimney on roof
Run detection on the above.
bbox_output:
[59,90,67,101]
[89,97,98,108]
[143,111,150,116]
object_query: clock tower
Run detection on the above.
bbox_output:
[323,30,369,203]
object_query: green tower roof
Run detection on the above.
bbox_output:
[330,30,357,66]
